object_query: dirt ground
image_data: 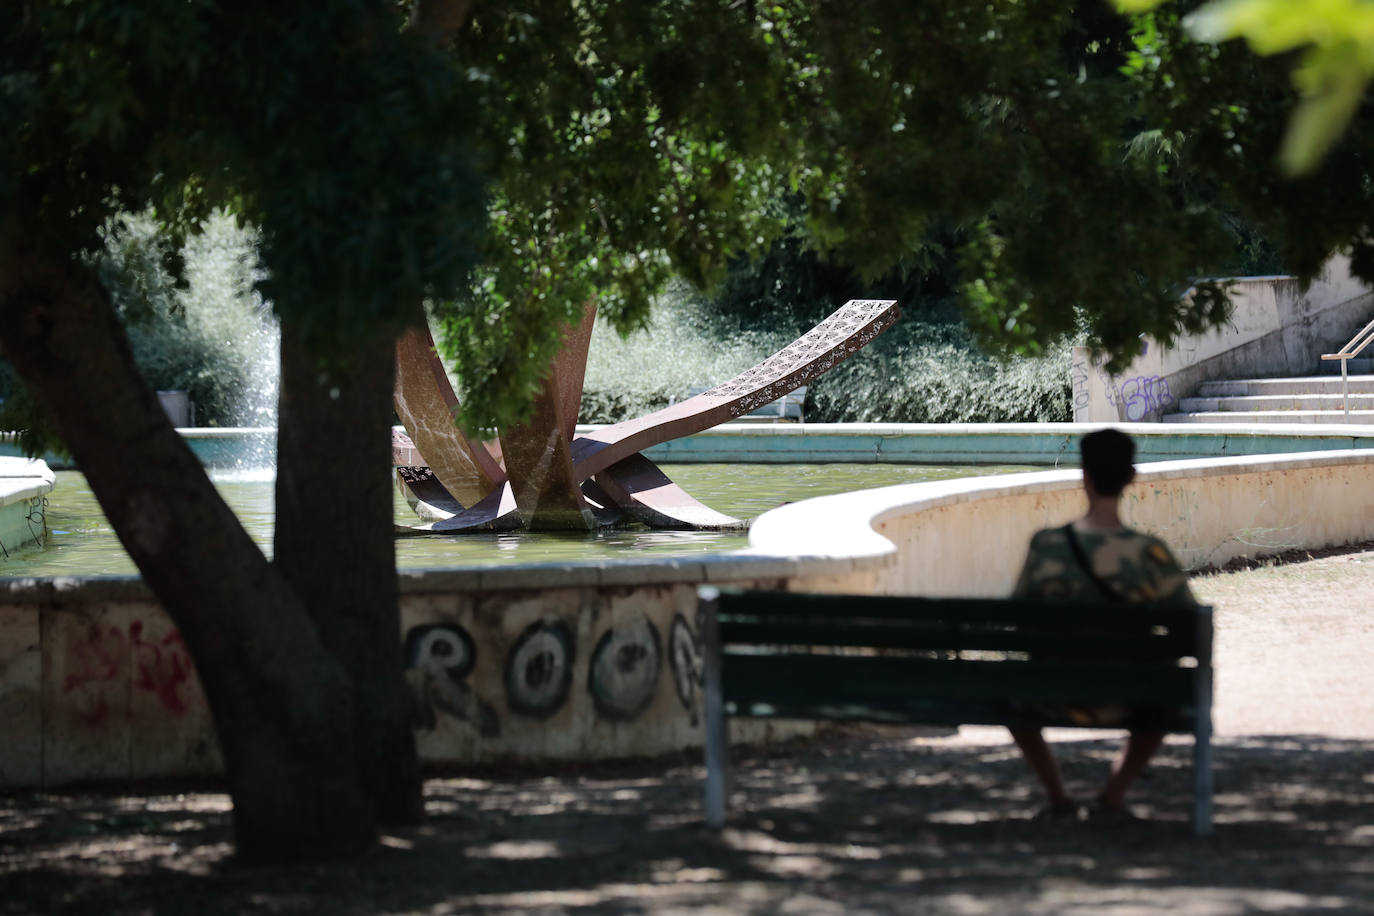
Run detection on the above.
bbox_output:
[4,547,1374,915]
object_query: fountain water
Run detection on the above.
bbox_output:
[162,213,281,474]
[176,212,279,429]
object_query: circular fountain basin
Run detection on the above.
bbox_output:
[21,462,1035,576]
[4,422,1374,789]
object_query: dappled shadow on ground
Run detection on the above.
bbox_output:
[3,728,1373,914]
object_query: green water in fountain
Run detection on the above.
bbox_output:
[14,464,1035,576]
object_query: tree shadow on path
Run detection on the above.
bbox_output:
[3,729,1372,915]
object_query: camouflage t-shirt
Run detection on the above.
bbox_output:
[1012,524,1194,604]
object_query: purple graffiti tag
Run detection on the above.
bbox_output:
[1103,375,1173,421]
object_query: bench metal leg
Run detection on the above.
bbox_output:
[704,694,728,828]
[1193,607,1214,837]
[1193,722,1213,837]
[701,587,728,828]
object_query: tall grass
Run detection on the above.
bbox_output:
[807,318,1073,424]
[582,280,794,422]
[582,283,1071,424]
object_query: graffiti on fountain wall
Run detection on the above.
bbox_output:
[59,618,201,726]
[505,619,574,718]
[588,617,663,721]
[404,623,500,736]
[403,610,705,735]
[52,610,705,739]
[1072,346,1175,422]
[668,611,706,725]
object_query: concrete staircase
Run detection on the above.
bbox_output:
[1162,358,1374,424]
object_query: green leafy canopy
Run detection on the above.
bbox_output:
[436,0,1254,428]
[7,1,1302,434]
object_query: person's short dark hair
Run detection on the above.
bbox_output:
[1080,428,1135,496]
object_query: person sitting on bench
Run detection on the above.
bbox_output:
[1009,427,1196,822]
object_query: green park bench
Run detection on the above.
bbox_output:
[699,587,1214,835]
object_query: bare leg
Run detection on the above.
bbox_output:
[1009,728,1071,804]
[1098,731,1165,808]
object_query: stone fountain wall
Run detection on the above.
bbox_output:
[0,560,812,789]
[4,439,1374,789]
[766,447,1374,597]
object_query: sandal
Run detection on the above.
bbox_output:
[1031,798,1083,823]
[1090,801,1142,824]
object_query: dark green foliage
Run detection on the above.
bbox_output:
[4,0,486,364]
[607,208,1072,426]
[705,219,938,336]
[1128,8,1374,287]
[441,0,1273,431]
[434,2,793,430]
[0,371,69,463]
[578,387,676,427]
[8,1,1350,440]
[7,1,1310,436]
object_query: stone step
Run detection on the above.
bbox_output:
[1161,410,1374,424]
[1196,375,1374,397]
[1318,357,1374,375]
[1179,393,1374,412]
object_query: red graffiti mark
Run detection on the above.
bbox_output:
[129,620,194,716]
[60,620,197,721]
[61,623,128,726]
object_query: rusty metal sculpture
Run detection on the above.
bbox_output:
[394,298,900,533]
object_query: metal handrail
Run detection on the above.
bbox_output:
[1321,316,1374,421]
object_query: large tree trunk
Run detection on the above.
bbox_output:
[275,318,422,825]
[0,236,376,863]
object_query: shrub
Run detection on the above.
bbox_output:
[581,282,1071,424]
[96,212,278,426]
[808,317,1073,424]
[581,280,792,423]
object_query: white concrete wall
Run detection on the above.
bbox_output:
[752,448,1374,596]
[0,458,54,557]
[1073,256,1374,421]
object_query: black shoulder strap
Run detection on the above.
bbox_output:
[1061,523,1122,601]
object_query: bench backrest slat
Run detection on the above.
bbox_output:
[722,653,1198,708]
[721,592,1200,630]
[718,621,1194,662]
[717,594,1201,664]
